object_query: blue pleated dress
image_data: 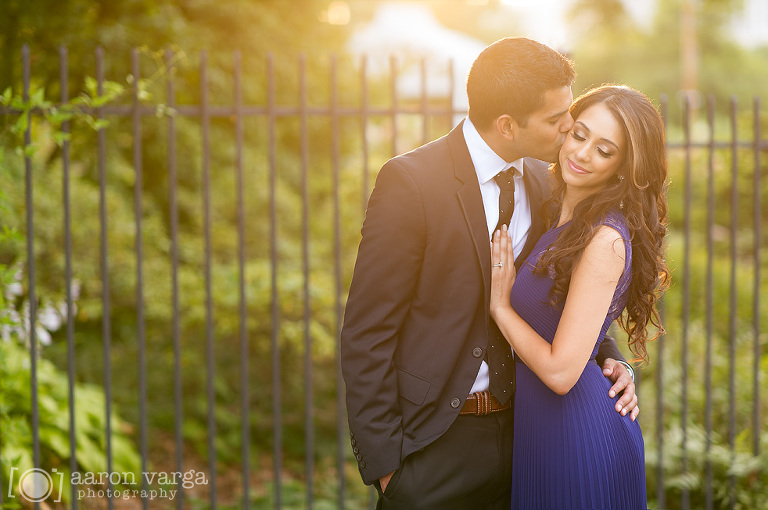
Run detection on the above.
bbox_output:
[509,211,647,510]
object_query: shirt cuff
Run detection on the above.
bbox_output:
[616,360,635,382]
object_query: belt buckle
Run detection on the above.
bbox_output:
[474,391,490,416]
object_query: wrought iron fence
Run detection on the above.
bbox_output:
[0,46,765,510]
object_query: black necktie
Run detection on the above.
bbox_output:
[493,168,516,233]
[488,167,517,404]
[487,322,515,404]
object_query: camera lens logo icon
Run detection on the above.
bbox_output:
[18,469,54,502]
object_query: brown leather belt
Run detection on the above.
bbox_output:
[459,390,510,416]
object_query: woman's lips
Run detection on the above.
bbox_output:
[567,159,589,175]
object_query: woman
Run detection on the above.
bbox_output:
[490,85,669,509]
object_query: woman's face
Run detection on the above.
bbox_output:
[559,103,625,197]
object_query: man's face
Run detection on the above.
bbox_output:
[515,86,574,163]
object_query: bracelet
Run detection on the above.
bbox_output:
[616,360,635,382]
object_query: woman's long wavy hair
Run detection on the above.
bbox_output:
[536,85,670,363]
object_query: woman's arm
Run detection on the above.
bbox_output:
[490,225,626,396]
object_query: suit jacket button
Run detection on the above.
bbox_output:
[360,461,366,469]
[351,439,357,446]
[450,397,461,408]
[356,454,362,461]
[472,347,483,358]
[353,447,360,454]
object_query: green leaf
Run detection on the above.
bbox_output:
[53,131,71,146]
[92,118,111,130]
[12,113,29,135]
[84,76,98,97]
[23,143,37,158]
[104,80,125,98]
[90,94,110,108]
[48,108,76,124]
[1,86,12,105]
[40,425,72,459]
[31,88,45,105]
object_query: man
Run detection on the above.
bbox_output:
[340,38,639,509]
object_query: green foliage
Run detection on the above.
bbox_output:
[0,7,363,501]
[0,179,140,505]
[0,195,22,331]
[0,332,141,503]
[646,425,768,510]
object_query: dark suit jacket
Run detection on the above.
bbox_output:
[340,121,624,485]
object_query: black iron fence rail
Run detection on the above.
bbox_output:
[0,46,765,510]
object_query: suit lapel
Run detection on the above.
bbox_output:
[449,122,492,304]
[449,130,550,296]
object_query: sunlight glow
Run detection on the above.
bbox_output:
[500,0,570,50]
[320,1,351,25]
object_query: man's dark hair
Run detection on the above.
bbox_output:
[466,37,576,130]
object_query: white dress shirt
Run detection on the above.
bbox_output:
[462,118,533,394]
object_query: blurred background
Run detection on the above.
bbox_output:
[0,1,766,509]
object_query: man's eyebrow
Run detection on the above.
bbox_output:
[574,120,620,150]
[547,109,569,121]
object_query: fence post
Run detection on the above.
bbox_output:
[656,94,668,510]
[60,44,79,510]
[22,42,41,510]
[330,53,347,510]
[131,47,149,510]
[96,45,114,510]
[728,96,739,510]
[165,47,184,510]
[234,49,250,510]
[299,52,315,510]
[267,52,283,510]
[199,50,218,510]
[681,92,692,510]
[752,97,762,461]
[705,94,715,510]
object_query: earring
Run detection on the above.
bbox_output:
[619,174,625,181]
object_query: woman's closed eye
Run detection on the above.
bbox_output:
[571,131,614,159]
[597,147,612,158]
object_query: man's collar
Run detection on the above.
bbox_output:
[462,117,525,185]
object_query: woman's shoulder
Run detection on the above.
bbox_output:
[600,209,630,241]
[586,210,631,264]
[589,210,632,283]
[580,221,627,283]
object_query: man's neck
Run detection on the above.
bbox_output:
[475,124,521,163]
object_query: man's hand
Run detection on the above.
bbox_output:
[379,470,396,492]
[602,358,639,421]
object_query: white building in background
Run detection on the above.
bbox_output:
[347,2,486,113]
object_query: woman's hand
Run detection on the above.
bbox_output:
[490,225,516,320]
